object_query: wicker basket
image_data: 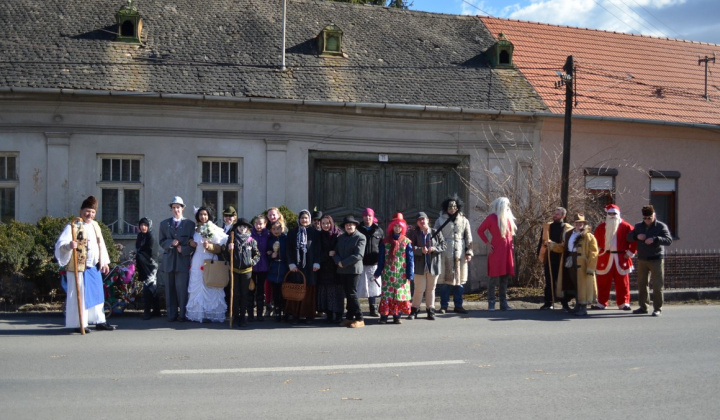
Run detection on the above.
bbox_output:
[282,270,307,302]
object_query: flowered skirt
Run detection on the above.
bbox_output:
[379,277,412,316]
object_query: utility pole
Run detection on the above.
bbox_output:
[698,53,715,101]
[560,55,574,209]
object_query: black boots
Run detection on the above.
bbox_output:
[408,307,419,320]
[369,304,380,317]
[426,308,436,321]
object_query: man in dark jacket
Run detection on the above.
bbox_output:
[627,205,673,316]
[334,216,367,328]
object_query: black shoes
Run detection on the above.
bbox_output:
[539,303,554,310]
[74,327,91,334]
[95,322,116,331]
[453,307,468,314]
[652,310,662,317]
[632,308,648,314]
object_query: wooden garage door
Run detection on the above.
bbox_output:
[311,153,466,227]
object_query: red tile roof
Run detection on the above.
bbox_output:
[480,16,720,126]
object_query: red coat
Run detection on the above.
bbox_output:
[593,220,636,275]
[477,213,515,277]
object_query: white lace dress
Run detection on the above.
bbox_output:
[186,223,228,322]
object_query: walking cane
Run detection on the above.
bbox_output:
[71,217,85,335]
[229,231,234,329]
[547,246,555,310]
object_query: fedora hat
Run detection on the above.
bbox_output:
[169,196,185,208]
[573,213,587,224]
[342,215,360,226]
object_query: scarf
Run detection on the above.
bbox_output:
[296,209,311,268]
[388,233,407,264]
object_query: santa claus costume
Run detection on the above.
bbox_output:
[592,204,637,309]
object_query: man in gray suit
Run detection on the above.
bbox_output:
[159,196,196,322]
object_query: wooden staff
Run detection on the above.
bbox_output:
[71,217,85,335]
[548,245,555,310]
[229,231,234,329]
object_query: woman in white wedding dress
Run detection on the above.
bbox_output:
[186,207,229,323]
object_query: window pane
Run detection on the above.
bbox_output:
[202,161,210,183]
[211,162,220,183]
[651,191,675,234]
[202,190,218,215]
[124,189,140,233]
[0,157,5,180]
[0,187,15,223]
[131,159,140,182]
[121,159,130,182]
[7,157,15,180]
[102,159,111,181]
[229,162,238,184]
[221,162,229,184]
[111,159,121,181]
[102,189,119,234]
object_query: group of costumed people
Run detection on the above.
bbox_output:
[57,192,665,334]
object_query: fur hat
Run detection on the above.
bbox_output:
[81,196,98,210]
[642,205,655,216]
[441,194,463,213]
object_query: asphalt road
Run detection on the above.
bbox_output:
[2,305,719,419]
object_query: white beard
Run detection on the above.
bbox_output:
[604,216,620,250]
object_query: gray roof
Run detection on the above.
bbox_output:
[0,0,547,112]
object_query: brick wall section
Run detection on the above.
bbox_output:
[629,250,720,289]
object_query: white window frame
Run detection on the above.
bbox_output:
[198,157,243,221]
[0,153,18,222]
[97,155,143,237]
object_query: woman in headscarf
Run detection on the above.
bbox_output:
[477,197,517,311]
[135,217,160,320]
[285,209,321,324]
[374,213,414,324]
[317,214,345,323]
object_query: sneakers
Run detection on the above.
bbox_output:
[539,303,554,310]
[349,320,365,328]
[632,308,648,314]
[488,302,496,312]
[590,304,606,310]
[392,316,402,324]
[500,303,514,311]
[438,307,447,314]
[652,310,662,317]
[619,304,632,311]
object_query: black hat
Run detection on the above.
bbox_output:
[138,217,152,230]
[312,210,323,221]
[416,212,429,220]
[234,218,253,229]
[342,215,360,226]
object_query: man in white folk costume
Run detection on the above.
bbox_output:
[55,196,116,333]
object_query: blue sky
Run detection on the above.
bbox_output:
[409,0,719,45]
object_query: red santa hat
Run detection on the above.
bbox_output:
[605,204,621,216]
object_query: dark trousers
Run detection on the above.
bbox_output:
[271,283,285,316]
[543,258,562,304]
[250,271,268,317]
[165,271,189,320]
[340,273,362,321]
[231,271,252,322]
[143,285,160,315]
